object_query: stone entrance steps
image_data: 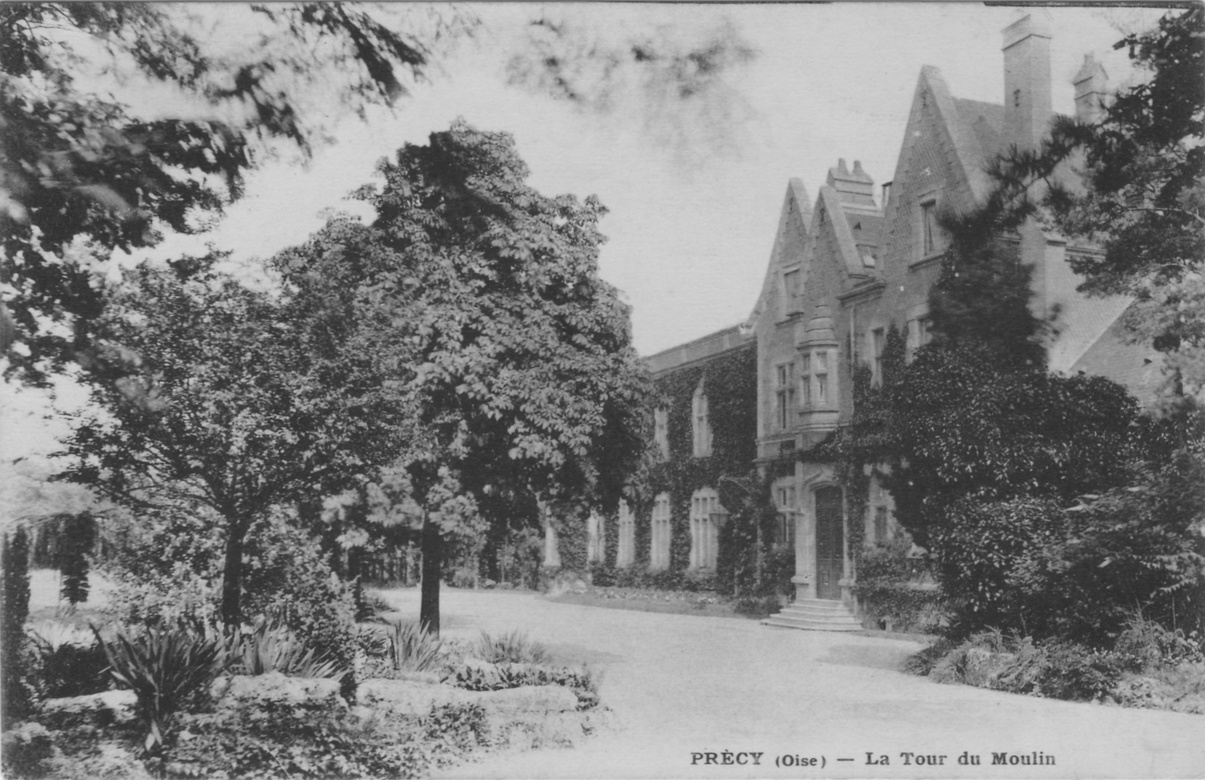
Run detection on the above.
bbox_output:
[761,598,863,632]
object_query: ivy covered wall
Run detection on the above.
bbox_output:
[630,342,759,589]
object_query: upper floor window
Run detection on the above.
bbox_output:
[811,350,831,407]
[800,349,836,409]
[653,408,670,460]
[690,488,721,569]
[616,501,635,568]
[782,269,800,315]
[921,199,940,255]
[651,493,672,570]
[775,362,796,431]
[692,384,712,457]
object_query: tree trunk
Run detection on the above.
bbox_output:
[419,513,442,636]
[221,523,249,625]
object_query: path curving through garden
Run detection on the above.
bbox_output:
[375,588,1205,779]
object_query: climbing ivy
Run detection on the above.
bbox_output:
[810,324,908,586]
[633,344,758,589]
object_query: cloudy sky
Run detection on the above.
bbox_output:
[138,2,1167,357]
[0,2,1173,516]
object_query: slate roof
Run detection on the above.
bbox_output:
[644,324,754,376]
[1068,304,1164,408]
[952,98,1006,160]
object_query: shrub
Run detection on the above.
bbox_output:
[446,662,601,709]
[855,536,945,633]
[94,619,227,752]
[933,496,1065,637]
[103,563,222,628]
[923,632,1124,703]
[1113,617,1204,669]
[1113,662,1205,715]
[472,630,550,665]
[387,621,444,673]
[242,515,358,670]
[1011,476,1205,645]
[733,594,781,618]
[27,623,110,699]
[0,721,56,778]
[760,546,796,597]
[163,699,489,779]
[58,512,97,608]
[588,561,616,587]
[231,619,345,679]
[447,566,478,589]
[1018,640,1123,702]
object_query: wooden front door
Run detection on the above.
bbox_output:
[814,486,844,600]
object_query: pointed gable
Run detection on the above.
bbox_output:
[814,159,881,281]
[746,178,812,330]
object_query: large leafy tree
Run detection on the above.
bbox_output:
[1,3,758,388]
[0,2,433,383]
[275,121,653,633]
[985,6,1205,395]
[61,256,413,622]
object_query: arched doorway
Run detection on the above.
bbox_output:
[814,486,844,600]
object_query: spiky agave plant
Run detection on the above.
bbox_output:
[92,619,225,752]
[388,620,444,672]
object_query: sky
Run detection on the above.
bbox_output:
[130,2,1166,357]
[0,2,1173,520]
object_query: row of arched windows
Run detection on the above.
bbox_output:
[610,489,723,571]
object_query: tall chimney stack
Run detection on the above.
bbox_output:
[1001,12,1053,151]
[1073,53,1108,123]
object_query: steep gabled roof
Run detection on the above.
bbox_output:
[917,66,998,203]
[1067,302,1163,408]
[953,98,1006,162]
[745,178,813,330]
[816,186,877,281]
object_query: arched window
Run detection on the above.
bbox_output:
[616,501,635,567]
[653,408,670,460]
[650,493,672,570]
[692,384,712,457]
[689,488,721,569]
[586,512,606,564]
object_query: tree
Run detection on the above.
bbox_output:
[1,526,31,724]
[275,120,653,633]
[2,3,758,387]
[985,6,1205,395]
[57,511,96,607]
[61,256,412,623]
[1,2,435,383]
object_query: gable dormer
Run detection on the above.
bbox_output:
[746,178,813,330]
[812,159,883,284]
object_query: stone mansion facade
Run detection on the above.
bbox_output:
[554,13,1160,623]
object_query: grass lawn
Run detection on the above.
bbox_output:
[547,586,761,620]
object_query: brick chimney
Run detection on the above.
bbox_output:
[1073,53,1108,123]
[1001,11,1053,151]
[825,158,876,207]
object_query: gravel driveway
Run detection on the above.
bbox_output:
[377,588,1204,779]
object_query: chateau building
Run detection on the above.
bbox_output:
[550,13,1160,625]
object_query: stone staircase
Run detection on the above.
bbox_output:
[761,598,863,632]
